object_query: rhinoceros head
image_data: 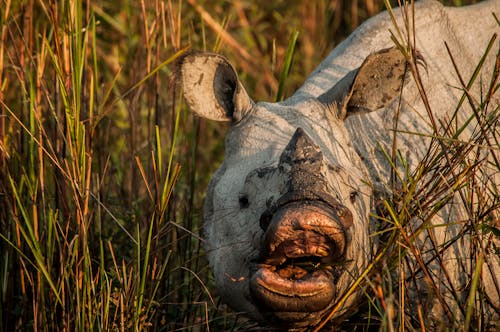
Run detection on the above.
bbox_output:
[179,48,408,327]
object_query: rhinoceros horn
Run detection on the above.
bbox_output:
[260,128,353,231]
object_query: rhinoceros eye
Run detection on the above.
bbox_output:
[239,195,250,209]
[349,191,358,204]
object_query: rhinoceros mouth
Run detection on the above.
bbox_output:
[250,201,348,322]
[250,266,335,316]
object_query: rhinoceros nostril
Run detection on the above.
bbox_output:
[259,211,273,231]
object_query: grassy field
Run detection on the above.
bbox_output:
[0,0,492,331]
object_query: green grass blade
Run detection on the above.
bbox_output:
[464,253,484,330]
[276,31,299,102]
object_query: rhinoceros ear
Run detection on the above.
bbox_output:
[318,47,408,119]
[179,52,254,122]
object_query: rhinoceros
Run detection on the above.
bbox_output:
[178,0,499,329]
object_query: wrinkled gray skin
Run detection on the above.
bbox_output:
[179,0,499,329]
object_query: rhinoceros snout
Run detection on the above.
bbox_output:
[250,200,351,323]
[261,201,349,261]
[249,128,354,323]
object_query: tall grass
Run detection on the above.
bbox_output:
[314,2,498,331]
[0,1,204,330]
[0,0,485,331]
[379,3,498,330]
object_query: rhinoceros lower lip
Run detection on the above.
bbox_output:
[250,265,335,313]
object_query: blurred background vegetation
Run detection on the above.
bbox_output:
[0,0,480,330]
